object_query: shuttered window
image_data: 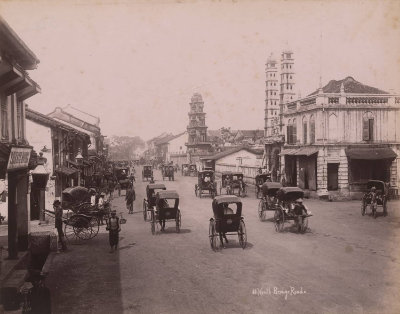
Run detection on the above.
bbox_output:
[303,122,307,144]
[362,118,374,141]
[292,123,297,144]
[310,118,315,144]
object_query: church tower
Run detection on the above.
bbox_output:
[279,49,295,105]
[264,53,279,137]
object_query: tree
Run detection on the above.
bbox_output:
[107,136,145,160]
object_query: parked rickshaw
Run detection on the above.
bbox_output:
[182,163,189,176]
[143,183,166,221]
[150,190,181,234]
[255,173,272,198]
[258,182,282,221]
[209,195,247,250]
[60,187,110,241]
[142,165,154,181]
[162,165,175,181]
[361,180,388,218]
[229,172,247,197]
[219,171,233,195]
[189,164,197,176]
[195,170,217,198]
[274,187,312,233]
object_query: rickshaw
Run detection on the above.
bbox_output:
[219,171,233,195]
[182,163,189,176]
[143,183,166,221]
[209,195,247,250]
[255,173,272,198]
[258,182,282,221]
[142,165,154,181]
[60,187,109,241]
[361,180,388,218]
[189,164,197,176]
[195,170,217,198]
[229,172,247,197]
[162,165,175,181]
[150,190,181,234]
[273,187,312,233]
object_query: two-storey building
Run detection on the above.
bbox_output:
[0,16,41,257]
[280,76,399,199]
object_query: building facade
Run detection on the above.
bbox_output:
[280,76,399,199]
[0,16,41,257]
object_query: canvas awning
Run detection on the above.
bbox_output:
[280,147,319,156]
[346,147,397,160]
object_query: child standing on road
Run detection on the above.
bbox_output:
[106,210,121,253]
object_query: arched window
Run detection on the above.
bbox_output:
[286,119,297,144]
[309,115,315,144]
[362,111,374,141]
[302,116,308,144]
[328,113,338,141]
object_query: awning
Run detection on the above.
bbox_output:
[55,166,79,176]
[346,147,397,160]
[280,147,319,156]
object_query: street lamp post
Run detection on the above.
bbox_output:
[76,150,84,186]
[31,164,50,223]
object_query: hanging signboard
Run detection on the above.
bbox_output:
[7,147,32,171]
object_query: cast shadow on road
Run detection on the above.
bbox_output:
[47,234,124,314]
[222,239,254,250]
[156,228,192,234]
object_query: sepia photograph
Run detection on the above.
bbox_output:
[0,0,399,313]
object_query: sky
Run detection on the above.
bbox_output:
[1,0,399,141]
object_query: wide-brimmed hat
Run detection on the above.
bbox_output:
[295,198,303,203]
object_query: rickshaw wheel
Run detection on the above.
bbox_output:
[143,201,148,221]
[361,201,366,216]
[73,216,92,240]
[208,220,214,249]
[274,208,284,232]
[176,210,181,233]
[258,200,266,221]
[150,210,156,235]
[209,219,221,251]
[89,217,99,239]
[238,220,247,249]
[64,217,79,242]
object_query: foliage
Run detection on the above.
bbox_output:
[107,136,145,161]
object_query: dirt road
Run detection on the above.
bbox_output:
[46,168,400,313]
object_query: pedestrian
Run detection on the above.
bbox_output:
[116,181,121,197]
[106,210,121,253]
[50,200,67,252]
[125,183,136,214]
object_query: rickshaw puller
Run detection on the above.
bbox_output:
[106,210,121,252]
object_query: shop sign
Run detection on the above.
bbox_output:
[7,147,32,171]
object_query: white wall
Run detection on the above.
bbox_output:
[216,149,262,169]
[169,132,187,155]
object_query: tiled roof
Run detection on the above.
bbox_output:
[154,132,185,146]
[308,76,389,96]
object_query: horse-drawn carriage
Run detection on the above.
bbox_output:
[162,165,175,181]
[257,182,282,221]
[195,170,217,198]
[361,180,388,218]
[209,195,247,250]
[143,183,166,221]
[273,187,312,233]
[149,190,181,234]
[255,173,272,198]
[142,165,154,181]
